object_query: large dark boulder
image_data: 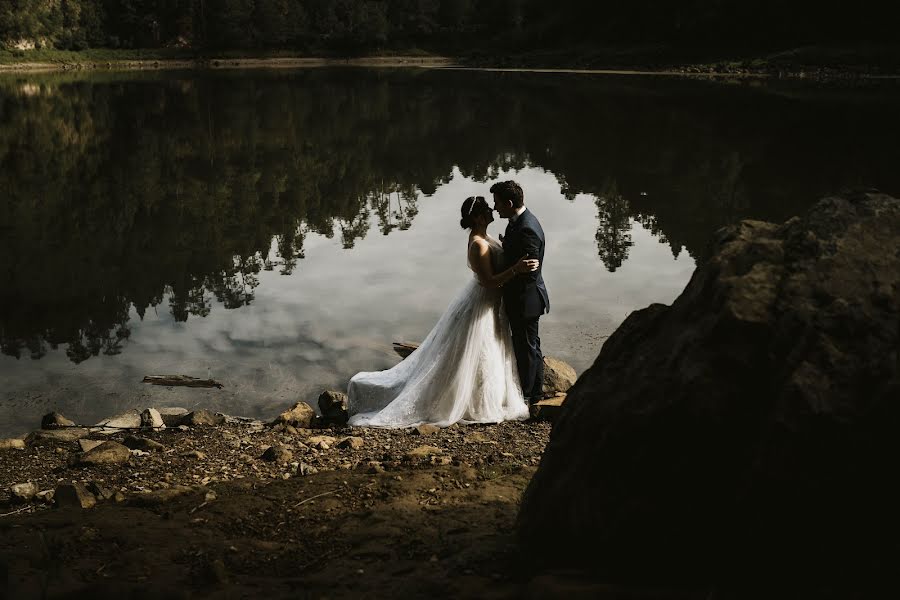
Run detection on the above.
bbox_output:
[518,191,900,582]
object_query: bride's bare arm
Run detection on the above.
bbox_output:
[468,239,539,289]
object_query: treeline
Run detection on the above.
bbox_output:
[0,0,893,54]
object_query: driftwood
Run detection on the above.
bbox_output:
[142,375,224,389]
[392,342,419,359]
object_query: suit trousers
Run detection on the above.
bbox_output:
[508,313,544,400]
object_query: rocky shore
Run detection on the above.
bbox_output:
[0,373,579,598]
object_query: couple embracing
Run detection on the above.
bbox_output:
[348,180,549,428]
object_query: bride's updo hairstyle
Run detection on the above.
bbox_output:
[460,196,490,229]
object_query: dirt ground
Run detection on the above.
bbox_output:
[0,418,710,599]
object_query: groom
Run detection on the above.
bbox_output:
[491,180,550,404]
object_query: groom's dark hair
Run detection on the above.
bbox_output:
[490,180,524,208]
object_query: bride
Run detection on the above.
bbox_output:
[347,196,539,428]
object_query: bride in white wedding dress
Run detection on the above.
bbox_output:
[347,196,539,428]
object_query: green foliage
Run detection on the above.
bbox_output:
[2,1,890,54]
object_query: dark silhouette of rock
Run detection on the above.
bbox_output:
[518,191,900,583]
[41,412,75,429]
[318,390,349,426]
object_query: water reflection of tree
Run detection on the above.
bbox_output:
[1,70,897,362]
[594,180,634,272]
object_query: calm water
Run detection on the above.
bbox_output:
[2,68,898,436]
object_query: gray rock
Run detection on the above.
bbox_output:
[273,401,317,429]
[140,408,165,429]
[77,439,104,453]
[129,485,199,506]
[87,482,115,501]
[41,412,75,429]
[9,482,37,503]
[180,410,225,427]
[35,489,55,504]
[26,428,89,444]
[528,394,567,421]
[317,390,349,426]
[122,435,166,452]
[0,438,25,450]
[337,436,365,450]
[413,424,440,436]
[405,445,442,460]
[297,462,318,476]
[157,407,189,427]
[94,410,142,431]
[519,191,900,580]
[54,483,96,509]
[260,445,293,463]
[70,441,132,467]
[541,357,577,395]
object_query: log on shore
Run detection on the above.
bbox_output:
[392,342,419,359]
[142,375,224,389]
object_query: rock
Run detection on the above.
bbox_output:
[463,432,495,444]
[430,455,453,466]
[130,485,199,506]
[318,390,349,426]
[158,407,189,427]
[528,394,567,421]
[35,489,55,504]
[307,435,336,448]
[54,483,96,509]
[180,410,225,427]
[140,408,165,429]
[542,357,577,394]
[9,482,37,503]
[87,482,115,501]
[518,192,900,581]
[261,445,293,463]
[337,436,364,450]
[0,439,25,450]
[26,428,89,444]
[273,401,317,429]
[405,445,443,460]
[122,436,166,452]
[41,412,75,429]
[297,462,318,476]
[181,450,207,460]
[413,424,440,436]
[94,410,142,431]
[77,439,104,453]
[70,441,132,467]
[365,461,385,474]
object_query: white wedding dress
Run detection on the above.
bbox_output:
[348,236,529,428]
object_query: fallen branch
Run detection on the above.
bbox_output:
[293,489,339,508]
[142,375,224,389]
[0,505,33,518]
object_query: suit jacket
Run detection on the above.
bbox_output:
[502,208,550,319]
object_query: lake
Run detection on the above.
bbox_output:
[1,67,898,436]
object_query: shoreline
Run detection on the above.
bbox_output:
[1,53,896,81]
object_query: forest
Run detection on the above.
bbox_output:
[0,0,893,57]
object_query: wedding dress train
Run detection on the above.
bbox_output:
[348,237,529,428]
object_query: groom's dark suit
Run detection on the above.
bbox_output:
[502,208,549,401]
